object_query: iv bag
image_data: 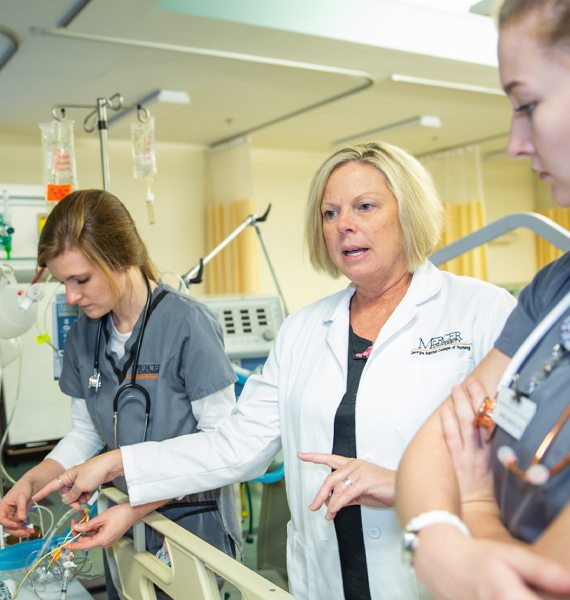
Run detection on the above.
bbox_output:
[131,116,157,180]
[39,120,78,210]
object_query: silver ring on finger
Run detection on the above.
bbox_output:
[343,477,353,488]
[56,475,64,488]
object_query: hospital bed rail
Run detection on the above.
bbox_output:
[99,487,294,600]
[429,211,570,267]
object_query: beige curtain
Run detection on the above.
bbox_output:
[206,137,260,295]
[421,146,488,279]
[534,175,570,270]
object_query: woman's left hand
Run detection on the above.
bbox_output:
[297,452,396,520]
[442,380,495,507]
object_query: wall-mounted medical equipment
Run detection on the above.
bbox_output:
[0,186,48,283]
[0,191,15,261]
[200,295,286,373]
[51,291,80,380]
[0,218,13,262]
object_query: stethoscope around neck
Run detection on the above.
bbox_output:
[88,273,152,449]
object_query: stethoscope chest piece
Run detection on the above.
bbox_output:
[88,370,101,392]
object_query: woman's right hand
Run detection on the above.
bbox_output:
[33,450,125,510]
[0,479,35,537]
[69,504,144,550]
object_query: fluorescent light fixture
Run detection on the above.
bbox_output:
[399,0,475,13]
[333,114,442,147]
[107,89,191,127]
[391,74,504,96]
[150,89,191,104]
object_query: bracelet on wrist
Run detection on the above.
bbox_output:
[402,510,471,569]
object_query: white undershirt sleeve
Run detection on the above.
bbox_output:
[191,386,236,433]
[45,397,105,470]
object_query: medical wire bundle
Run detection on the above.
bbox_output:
[12,507,91,599]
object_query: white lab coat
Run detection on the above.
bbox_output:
[122,262,516,600]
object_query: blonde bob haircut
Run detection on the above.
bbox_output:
[305,142,444,278]
[38,189,158,299]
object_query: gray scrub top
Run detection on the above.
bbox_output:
[59,282,241,553]
[494,252,570,542]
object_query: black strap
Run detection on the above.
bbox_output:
[158,500,219,521]
[332,325,373,600]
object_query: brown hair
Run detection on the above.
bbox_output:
[304,142,443,277]
[498,0,570,48]
[38,189,157,297]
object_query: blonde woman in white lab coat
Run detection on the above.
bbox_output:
[36,142,516,600]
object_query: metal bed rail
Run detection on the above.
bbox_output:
[100,487,294,600]
[429,212,570,267]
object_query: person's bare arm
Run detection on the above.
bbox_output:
[396,348,511,526]
[533,501,570,568]
[396,346,570,599]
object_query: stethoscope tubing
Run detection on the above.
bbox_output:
[499,289,570,389]
[91,273,153,449]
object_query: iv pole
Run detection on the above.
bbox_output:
[50,96,289,313]
[51,93,150,191]
[181,204,290,317]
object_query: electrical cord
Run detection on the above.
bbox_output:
[35,277,60,353]
[244,482,254,543]
[15,508,91,599]
[0,337,23,486]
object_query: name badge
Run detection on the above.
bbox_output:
[492,386,537,441]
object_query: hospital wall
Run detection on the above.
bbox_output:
[251,147,348,311]
[0,132,544,315]
[482,156,537,288]
[251,147,540,306]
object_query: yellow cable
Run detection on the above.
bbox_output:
[14,508,90,598]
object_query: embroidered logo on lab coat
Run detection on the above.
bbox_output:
[410,331,472,356]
